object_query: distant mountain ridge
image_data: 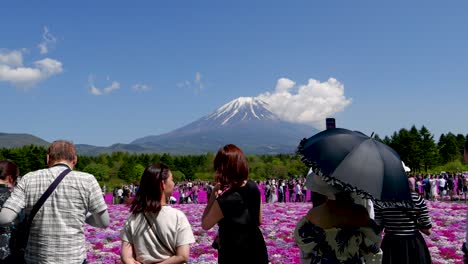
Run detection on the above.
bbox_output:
[0,133,50,148]
[1,97,319,155]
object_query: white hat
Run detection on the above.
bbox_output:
[305,168,341,200]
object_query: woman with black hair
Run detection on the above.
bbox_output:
[374,189,432,263]
[120,163,195,264]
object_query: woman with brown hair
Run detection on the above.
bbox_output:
[121,163,195,264]
[201,144,269,264]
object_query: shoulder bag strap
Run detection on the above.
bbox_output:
[27,168,72,225]
[143,212,175,255]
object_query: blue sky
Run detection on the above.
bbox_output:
[1,1,467,146]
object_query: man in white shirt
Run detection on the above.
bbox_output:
[117,187,124,204]
[295,181,303,202]
[439,176,447,196]
[0,140,109,264]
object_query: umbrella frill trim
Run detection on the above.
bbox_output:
[297,139,414,209]
[314,168,414,209]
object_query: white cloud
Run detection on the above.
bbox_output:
[257,77,352,128]
[194,72,205,93]
[38,26,57,55]
[177,80,190,88]
[88,75,120,96]
[104,81,120,93]
[275,77,295,92]
[0,50,23,67]
[132,83,151,92]
[0,50,63,87]
[38,44,47,55]
[195,72,201,82]
[90,85,102,96]
[178,72,205,94]
[34,58,63,75]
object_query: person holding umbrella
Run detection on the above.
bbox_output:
[294,169,382,264]
[297,128,425,263]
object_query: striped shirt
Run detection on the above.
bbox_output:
[3,164,107,264]
[374,192,431,236]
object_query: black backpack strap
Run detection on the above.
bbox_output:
[27,168,71,225]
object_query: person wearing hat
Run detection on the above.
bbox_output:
[294,169,381,264]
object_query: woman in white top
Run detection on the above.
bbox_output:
[121,163,195,264]
[429,175,438,201]
[268,182,278,203]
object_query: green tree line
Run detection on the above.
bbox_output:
[1,125,467,189]
[0,146,309,189]
[377,125,468,173]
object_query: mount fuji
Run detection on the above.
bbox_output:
[130,97,318,155]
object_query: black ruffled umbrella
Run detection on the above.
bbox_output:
[297,128,412,205]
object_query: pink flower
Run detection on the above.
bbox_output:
[84,201,468,263]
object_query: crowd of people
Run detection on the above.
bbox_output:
[112,184,138,204]
[0,140,466,263]
[114,173,468,207]
[410,172,468,201]
[110,178,315,206]
[173,178,312,205]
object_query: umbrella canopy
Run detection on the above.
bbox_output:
[297,128,412,204]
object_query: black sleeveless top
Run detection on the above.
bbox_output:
[216,180,269,264]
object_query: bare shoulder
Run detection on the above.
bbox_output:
[304,207,321,224]
[305,206,334,227]
[305,204,370,228]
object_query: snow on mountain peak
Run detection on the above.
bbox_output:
[207,97,278,125]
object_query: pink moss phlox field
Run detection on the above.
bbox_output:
[85,202,468,263]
